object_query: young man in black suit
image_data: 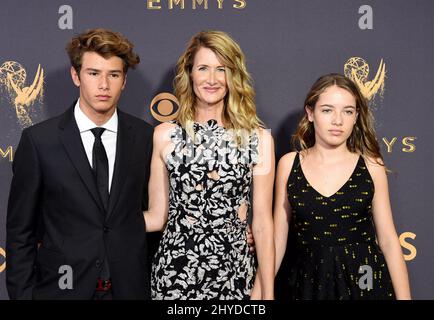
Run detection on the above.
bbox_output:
[6,28,153,299]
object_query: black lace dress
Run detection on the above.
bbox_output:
[151,120,258,300]
[286,153,395,299]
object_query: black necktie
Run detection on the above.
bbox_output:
[91,127,109,212]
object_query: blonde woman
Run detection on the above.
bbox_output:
[144,31,275,300]
[274,74,411,299]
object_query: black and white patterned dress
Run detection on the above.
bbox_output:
[151,119,259,300]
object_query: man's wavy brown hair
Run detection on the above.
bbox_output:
[66,28,140,74]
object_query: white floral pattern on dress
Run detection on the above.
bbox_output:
[151,119,259,300]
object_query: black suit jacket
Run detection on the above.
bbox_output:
[6,103,153,299]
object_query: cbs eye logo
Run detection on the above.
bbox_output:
[150,92,179,122]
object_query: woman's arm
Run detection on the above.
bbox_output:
[143,123,174,232]
[251,128,275,300]
[252,152,294,299]
[274,152,295,274]
[367,157,411,300]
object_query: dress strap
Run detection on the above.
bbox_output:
[287,152,301,190]
[294,151,300,167]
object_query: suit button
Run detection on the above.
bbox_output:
[96,260,102,268]
[103,226,109,233]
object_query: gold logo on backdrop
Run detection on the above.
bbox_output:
[399,232,417,261]
[382,137,417,153]
[150,92,180,122]
[0,247,5,273]
[147,0,246,10]
[0,146,14,162]
[343,58,417,154]
[0,61,44,127]
[344,57,385,100]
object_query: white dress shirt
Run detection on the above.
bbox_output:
[74,99,118,193]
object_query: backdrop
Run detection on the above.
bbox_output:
[0,0,432,299]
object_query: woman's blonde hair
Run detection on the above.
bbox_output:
[174,30,263,144]
[292,73,384,165]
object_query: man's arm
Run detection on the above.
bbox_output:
[6,128,42,299]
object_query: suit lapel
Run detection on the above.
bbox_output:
[59,104,105,214]
[106,110,135,221]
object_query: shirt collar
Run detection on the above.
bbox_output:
[74,98,118,133]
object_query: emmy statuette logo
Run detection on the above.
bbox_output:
[0,61,44,127]
[344,57,385,101]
